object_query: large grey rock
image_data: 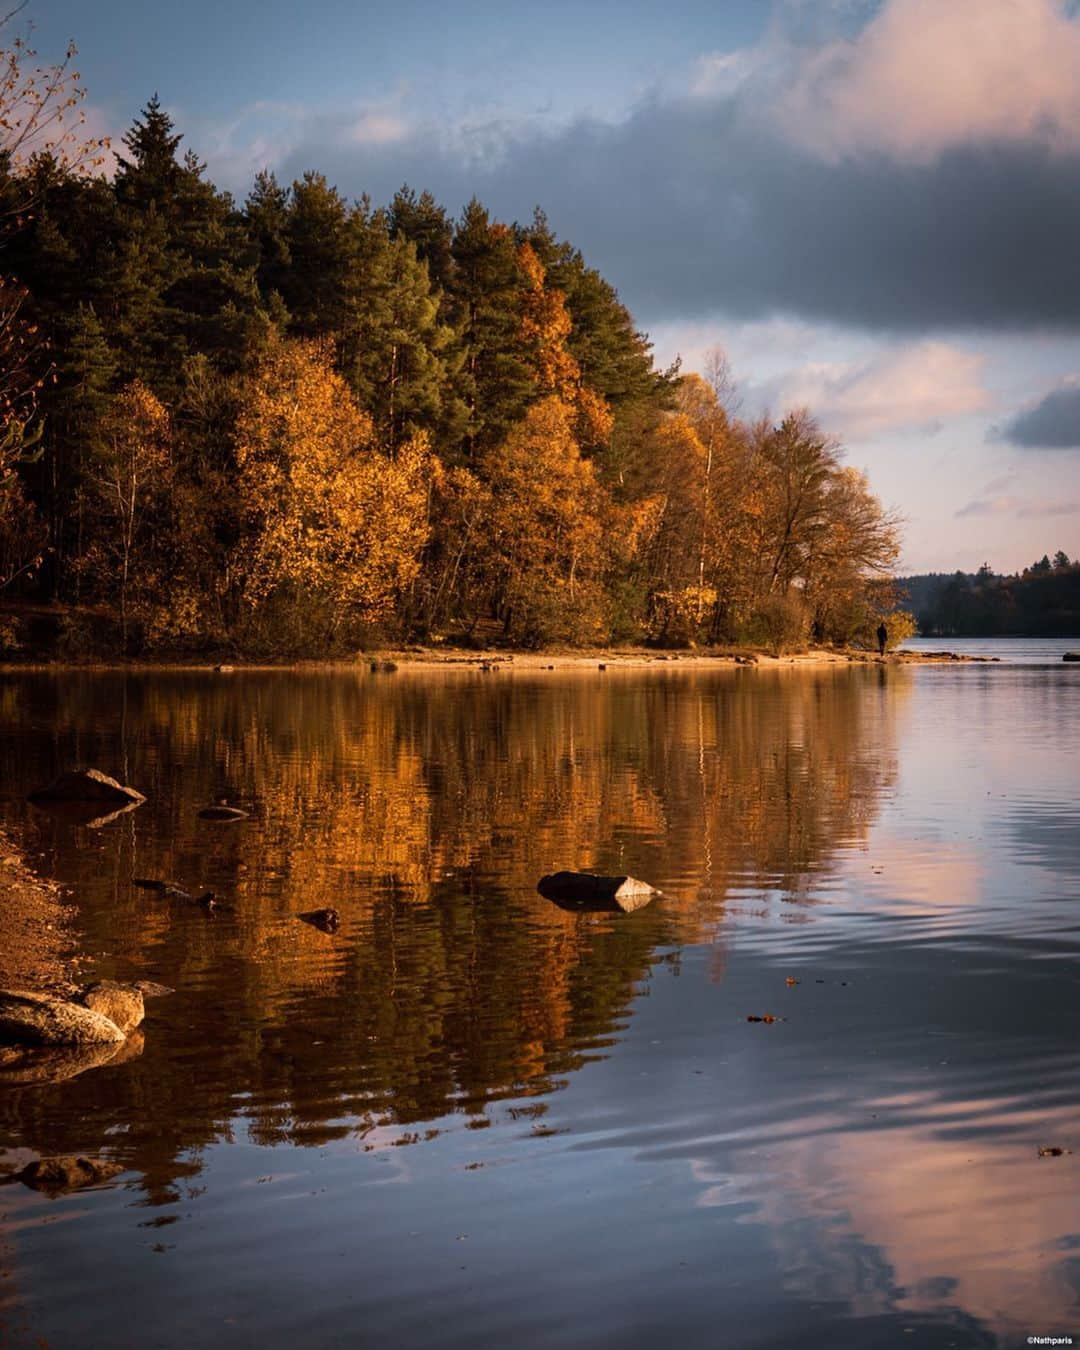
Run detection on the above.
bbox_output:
[27,769,145,806]
[537,871,659,914]
[80,981,144,1035]
[0,989,125,1046]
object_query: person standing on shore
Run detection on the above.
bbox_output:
[877,621,888,657]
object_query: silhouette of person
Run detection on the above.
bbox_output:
[877,621,888,657]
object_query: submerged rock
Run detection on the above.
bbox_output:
[0,1033,144,1087]
[27,769,145,806]
[80,981,144,1035]
[0,989,125,1046]
[17,1155,124,1193]
[537,871,659,914]
[298,907,341,933]
[197,801,249,821]
[133,878,216,905]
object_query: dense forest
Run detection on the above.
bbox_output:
[908,554,1080,636]
[0,40,905,658]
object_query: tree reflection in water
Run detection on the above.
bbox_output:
[0,666,901,1196]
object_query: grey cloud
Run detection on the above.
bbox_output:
[1002,383,1080,448]
[264,90,1080,332]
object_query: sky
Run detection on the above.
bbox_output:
[19,0,1080,573]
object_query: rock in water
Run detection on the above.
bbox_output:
[18,1156,124,1193]
[0,990,126,1046]
[132,980,174,999]
[197,802,249,821]
[27,769,145,806]
[79,981,145,1035]
[298,908,341,933]
[1064,652,1080,662]
[0,1039,133,1088]
[537,872,659,914]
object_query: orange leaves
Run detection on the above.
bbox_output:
[234,338,432,619]
[516,242,614,453]
[106,380,170,457]
[0,26,109,178]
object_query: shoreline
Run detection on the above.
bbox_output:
[0,833,81,995]
[0,646,998,674]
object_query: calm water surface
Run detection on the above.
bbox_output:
[0,646,1078,1349]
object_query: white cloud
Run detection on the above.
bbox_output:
[344,113,411,148]
[771,0,1080,163]
[761,341,991,441]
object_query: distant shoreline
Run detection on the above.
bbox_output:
[0,646,999,674]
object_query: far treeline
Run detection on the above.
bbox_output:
[1,84,906,657]
[905,554,1080,637]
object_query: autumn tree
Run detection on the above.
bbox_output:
[82,380,170,647]
[0,14,109,228]
[232,337,432,651]
[473,397,612,646]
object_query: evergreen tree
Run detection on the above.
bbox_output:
[112,99,262,391]
[42,303,117,597]
[278,173,359,337]
[342,223,460,445]
[390,186,456,294]
[450,199,534,454]
[245,170,292,307]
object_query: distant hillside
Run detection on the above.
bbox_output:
[896,555,1080,636]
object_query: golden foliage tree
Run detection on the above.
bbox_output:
[517,241,613,453]
[233,338,433,646]
[83,380,170,647]
[476,396,611,646]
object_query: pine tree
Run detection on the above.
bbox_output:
[390,186,456,294]
[114,94,183,208]
[278,173,358,337]
[450,199,534,454]
[245,170,292,307]
[45,303,117,597]
[342,225,458,445]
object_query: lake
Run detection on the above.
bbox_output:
[1,645,1078,1349]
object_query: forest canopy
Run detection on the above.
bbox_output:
[0,78,905,657]
[905,554,1080,637]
